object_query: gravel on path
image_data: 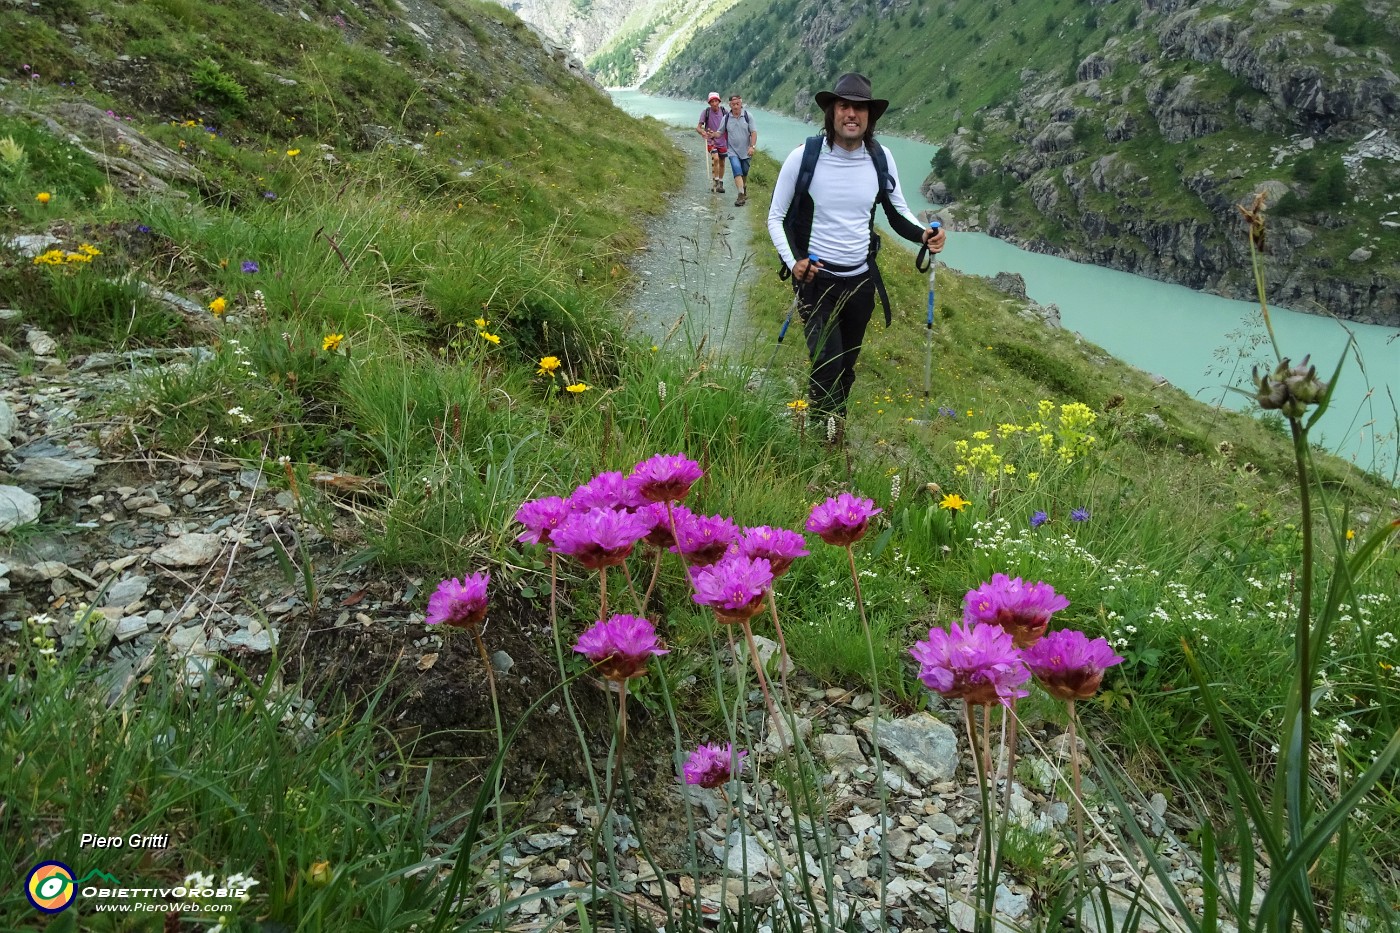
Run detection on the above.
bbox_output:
[624,126,767,357]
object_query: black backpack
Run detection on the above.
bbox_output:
[779,134,903,325]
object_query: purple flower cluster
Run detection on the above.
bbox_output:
[631,453,703,503]
[739,526,808,578]
[670,511,740,566]
[806,493,882,546]
[912,574,1122,708]
[573,614,668,682]
[683,742,746,788]
[1022,629,1123,701]
[910,621,1030,707]
[963,573,1070,649]
[550,507,654,569]
[690,555,773,623]
[425,572,490,628]
[514,495,571,546]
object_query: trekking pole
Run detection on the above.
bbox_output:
[760,254,819,380]
[916,223,941,402]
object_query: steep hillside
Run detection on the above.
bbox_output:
[644,0,1400,326]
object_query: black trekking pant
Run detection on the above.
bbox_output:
[798,270,876,420]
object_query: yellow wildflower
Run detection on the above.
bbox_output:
[209,296,227,315]
[36,191,51,205]
[77,243,101,257]
[787,399,809,411]
[286,148,301,156]
[474,316,488,329]
[480,331,501,345]
[537,355,561,376]
[1346,529,1355,541]
[322,333,345,352]
[939,493,970,512]
[565,382,589,394]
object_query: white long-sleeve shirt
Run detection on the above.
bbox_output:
[767,140,925,275]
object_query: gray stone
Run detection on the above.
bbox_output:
[0,485,40,531]
[151,532,221,567]
[854,713,960,785]
[13,457,97,487]
[490,650,514,674]
[0,398,15,439]
[26,328,58,356]
[714,830,772,877]
[1348,247,1373,262]
[115,615,151,643]
[219,627,275,653]
[816,733,867,770]
[5,234,61,258]
[103,574,150,608]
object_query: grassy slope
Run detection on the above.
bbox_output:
[0,0,1398,922]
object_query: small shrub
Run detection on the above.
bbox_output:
[191,57,249,110]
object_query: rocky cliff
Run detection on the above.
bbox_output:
[928,0,1400,326]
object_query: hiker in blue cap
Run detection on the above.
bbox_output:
[767,73,946,442]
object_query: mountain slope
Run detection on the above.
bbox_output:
[642,0,1400,325]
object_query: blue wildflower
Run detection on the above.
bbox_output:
[1070,508,1090,522]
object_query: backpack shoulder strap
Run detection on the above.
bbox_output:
[793,134,825,201]
[868,139,894,201]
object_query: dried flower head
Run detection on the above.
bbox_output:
[1252,355,1328,420]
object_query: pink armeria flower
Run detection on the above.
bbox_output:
[739,525,809,578]
[570,471,646,512]
[573,614,669,682]
[806,493,882,546]
[640,501,691,549]
[669,511,740,566]
[514,495,572,546]
[425,572,490,628]
[549,507,653,569]
[690,555,773,623]
[1022,629,1124,701]
[683,742,746,788]
[910,621,1031,707]
[631,453,703,503]
[962,573,1070,649]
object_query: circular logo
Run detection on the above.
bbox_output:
[26,862,76,914]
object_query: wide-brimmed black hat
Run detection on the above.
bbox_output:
[814,73,889,121]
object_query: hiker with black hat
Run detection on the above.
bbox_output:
[767,73,946,441]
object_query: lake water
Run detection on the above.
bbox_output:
[611,90,1400,476]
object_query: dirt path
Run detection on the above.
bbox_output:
[625,126,763,356]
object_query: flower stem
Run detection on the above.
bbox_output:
[642,548,663,614]
[741,618,787,748]
[599,564,608,622]
[472,626,507,900]
[765,587,794,706]
[965,702,998,927]
[846,543,889,926]
[547,553,601,801]
[1068,699,1084,854]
